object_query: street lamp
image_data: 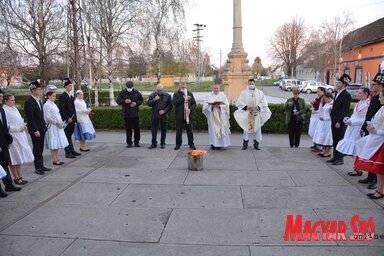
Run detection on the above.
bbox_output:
[193,23,206,88]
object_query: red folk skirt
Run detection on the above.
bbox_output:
[354,144,384,175]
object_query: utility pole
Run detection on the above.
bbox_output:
[193,23,206,88]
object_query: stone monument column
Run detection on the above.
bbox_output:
[223,0,252,102]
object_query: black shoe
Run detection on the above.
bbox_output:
[253,140,260,150]
[134,143,140,147]
[210,145,216,150]
[368,180,377,190]
[160,144,165,149]
[71,151,81,156]
[66,153,76,159]
[174,146,180,150]
[80,148,90,152]
[348,170,363,176]
[148,144,157,149]
[5,185,22,192]
[310,145,316,149]
[332,159,344,165]
[189,145,196,150]
[35,169,45,175]
[42,166,52,172]
[126,144,132,148]
[358,177,372,184]
[0,188,8,197]
[326,158,337,163]
[242,140,248,150]
[369,191,384,199]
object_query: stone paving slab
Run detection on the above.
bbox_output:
[250,246,384,256]
[82,167,188,184]
[47,182,127,206]
[1,205,171,243]
[242,186,380,210]
[39,167,94,182]
[102,155,173,170]
[111,184,243,209]
[61,240,250,256]
[184,170,294,186]
[0,202,36,228]
[65,155,110,168]
[160,208,335,246]
[0,235,74,256]
[286,170,350,186]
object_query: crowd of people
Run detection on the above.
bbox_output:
[1,74,383,201]
[307,72,384,200]
[0,79,96,197]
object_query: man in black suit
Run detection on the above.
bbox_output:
[0,89,22,196]
[172,83,197,150]
[59,78,81,158]
[358,73,384,189]
[24,81,52,175]
[327,74,352,165]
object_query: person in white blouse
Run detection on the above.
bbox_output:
[74,90,96,151]
[2,93,34,185]
[43,91,69,165]
[336,87,370,176]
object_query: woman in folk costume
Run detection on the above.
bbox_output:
[313,92,334,157]
[234,79,272,150]
[354,88,384,200]
[2,93,34,185]
[203,84,231,149]
[74,90,96,151]
[309,87,325,152]
[43,91,69,165]
[336,87,370,176]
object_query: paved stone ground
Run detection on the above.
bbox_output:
[0,131,383,256]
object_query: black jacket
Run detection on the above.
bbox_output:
[362,94,382,132]
[59,92,77,123]
[24,96,46,134]
[147,91,173,118]
[0,108,12,166]
[116,88,143,118]
[331,89,351,124]
[172,90,196,120]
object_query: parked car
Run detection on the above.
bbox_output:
[346,84,362,102]
[301,81,335,94]
[273,79,283,86]
[47,84,57,91]
[281,79,301,91]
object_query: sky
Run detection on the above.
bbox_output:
[185,0,384,67]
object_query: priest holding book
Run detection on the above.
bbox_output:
[203,84,231,149]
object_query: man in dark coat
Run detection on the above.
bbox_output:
[358,73,384,189]
[59,78,81,158]
[116,81,143,147]
[147,84,173,149]
[24,81,52,175]
[0,89,21,196]
[327,74,352,165]
[172,83,196,150]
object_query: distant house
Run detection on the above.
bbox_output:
[324,17,384,86]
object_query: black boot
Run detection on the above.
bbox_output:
[65,146,76,159]
[242,140,248,150]
[0,185,8,197]
[253,140,260,150]
[70,143,81,156]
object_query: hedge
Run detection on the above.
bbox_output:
[18,103,354,133]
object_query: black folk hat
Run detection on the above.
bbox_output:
[373,73,384,85]
[338,74,351,85]
[29,80,41,91]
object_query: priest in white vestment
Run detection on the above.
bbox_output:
[234,79,272,150]
[203,84,231,149]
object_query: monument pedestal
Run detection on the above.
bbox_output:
[223,53,253,103]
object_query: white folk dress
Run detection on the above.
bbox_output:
[43,100,69,150]
[336,99,370,156]
[3,105,34,165]
[74,98,96,141]
[313,101,333,146]
[203,92,231,147]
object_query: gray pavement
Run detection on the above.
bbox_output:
[0,131,383,256]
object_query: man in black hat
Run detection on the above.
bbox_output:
[116,81,143,147]
[358,73,384,189]
[327,74,352,165]
[59,78,81,158]
[0,89,21,196]
[24,80,52,175]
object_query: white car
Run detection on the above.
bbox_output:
[301,81,335,94]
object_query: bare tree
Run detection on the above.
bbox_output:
[268,17,308,78]
[0,0,65,87]
[320,13,354,82]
